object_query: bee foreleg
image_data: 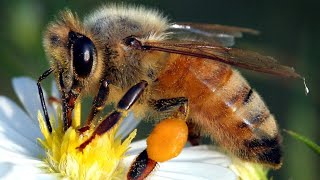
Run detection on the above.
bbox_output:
[58,71,80,131]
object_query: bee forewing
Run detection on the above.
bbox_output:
[168,23,259,47]
[142,40,301,78]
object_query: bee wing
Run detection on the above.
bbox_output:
[168,23,259,47]
[141,41,301,78]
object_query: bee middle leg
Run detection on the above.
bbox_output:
[77,80,148,151]
[150,97,188,112]
[77,79,110,132]
[186,120,202,146]
[85,80,110,125]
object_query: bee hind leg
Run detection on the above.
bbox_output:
[127,98,189,180]
[150,97,201,146]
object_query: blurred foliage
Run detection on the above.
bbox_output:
[284,129,320,155]
[0,0,319,179]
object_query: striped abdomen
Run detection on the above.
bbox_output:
[153,54,282,168]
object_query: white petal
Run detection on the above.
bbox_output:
[32,174,59,180]
[51,80,59,99]
[0,162,57,180]
[125,143,236,180]
[0,162,37,179]
[127,139,147,155]
[12,77,53,123]
[117,112,141,138]
[0,120,43,157]
[0,147,55,179]
[49,81,59,121]
[0,147,41,164]
[128,142,230,166]
[0,96,42,140]
[151,163,236,180]
[169,146,231,167]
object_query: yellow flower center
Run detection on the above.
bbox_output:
[229,158,269,180]
[37,101,136,179]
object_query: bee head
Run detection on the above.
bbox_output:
[43,10,104,95]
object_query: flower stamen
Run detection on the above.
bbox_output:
[37,100,136,179]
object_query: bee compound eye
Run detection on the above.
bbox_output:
[71,33,96,78]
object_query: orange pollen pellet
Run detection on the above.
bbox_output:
[146,118,188,162]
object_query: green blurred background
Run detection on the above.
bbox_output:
[0,0,319,179]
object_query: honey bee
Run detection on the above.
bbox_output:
[38,4,303,174]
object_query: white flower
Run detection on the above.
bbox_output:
[0,77,237,180]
